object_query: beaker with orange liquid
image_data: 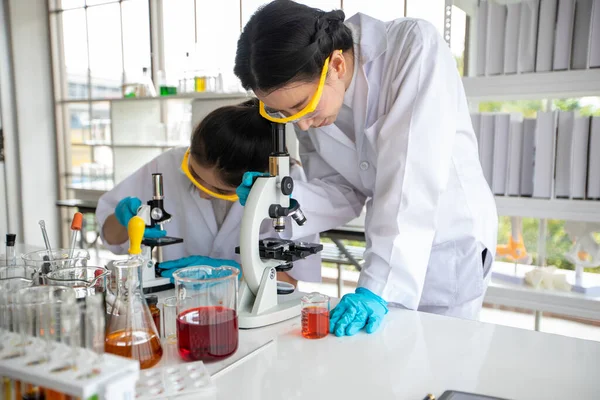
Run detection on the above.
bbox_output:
[301,292,329,339]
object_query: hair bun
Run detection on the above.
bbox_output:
[316,9,345,32]
[325,10,345,23]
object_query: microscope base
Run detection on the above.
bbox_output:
[238,295,301,329]
[238,266,302,329]
[142,277,173,294]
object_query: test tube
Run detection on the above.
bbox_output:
[17,287,54,400]
[301,292,330,339]
[47,289,78,400]
[85,294,105,365]
[60,300,82,370]
[67,212,83,267]
[162,296,177,344]
[5,233,16,266]
[0,280,30,400]
[38,220,56,273]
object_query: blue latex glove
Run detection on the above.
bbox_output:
[159,255,242,283]
[236,172,269,206]
[329,287,388,337]
[143,226,167,238]
[115,196,166,238]
[115,196,142,227]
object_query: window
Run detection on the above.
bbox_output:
[61,8,88,100]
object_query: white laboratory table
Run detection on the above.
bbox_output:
[197,305,600,400]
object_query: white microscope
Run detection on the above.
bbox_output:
[236,123,322,329]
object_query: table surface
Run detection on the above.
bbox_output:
[196,303,600,400]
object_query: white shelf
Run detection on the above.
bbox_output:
[494,196,600,222]
[59,91,249,104]
[463,69,600,100]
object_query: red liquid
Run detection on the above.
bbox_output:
[301,306,329,339]
[177,306,238,362]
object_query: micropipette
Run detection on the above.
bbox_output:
[68,212,83,266]
[39,220,55,273]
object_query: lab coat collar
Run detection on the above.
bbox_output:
[344,13,387,149]
[212,202,243,253]
[306,14,387,150]
[188,185,218,237]
[345,13,388,65]
[317,124,356,150]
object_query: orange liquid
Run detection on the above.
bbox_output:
[21,384,44,399]
[105,330,163,369]
[45,388,70,400]
[301,306,329,339]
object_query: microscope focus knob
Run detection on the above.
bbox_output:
[281,176,294,196]
[151,207,163,221]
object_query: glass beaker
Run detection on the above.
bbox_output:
[22,249,90,274]
[17,286,77,357]
[162,296,177,344]
[0,278,33,349]
[105,257,163,369]
[301,292,330,339]
[44,266,110,299]
[172,265,239,362]
[0,265,37,281]
[16,286,76,400]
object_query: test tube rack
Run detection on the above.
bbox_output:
[0,332,140,400]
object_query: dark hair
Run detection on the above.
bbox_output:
[234,0,353,93]
[190,98,272,187]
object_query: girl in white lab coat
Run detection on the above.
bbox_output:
[234,1,497,335]
[96,99,321,285]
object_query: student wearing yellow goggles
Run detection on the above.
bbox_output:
[181,149,239,202]
[96,99,322,286]
[258,52,335,127]
[256,51,346,132]
[235,2,498,339]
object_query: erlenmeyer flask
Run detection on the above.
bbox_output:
[105,257,162,369]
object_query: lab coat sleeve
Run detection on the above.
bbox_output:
[280,128,367,240]
[285,163,322,282]
[357,20,458,309]
[96,155,163,255]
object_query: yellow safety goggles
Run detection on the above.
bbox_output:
[259,51,339,124]
[181,149,239,202]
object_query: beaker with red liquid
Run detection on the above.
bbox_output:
[172,265,240,362]
[301,292,330,339]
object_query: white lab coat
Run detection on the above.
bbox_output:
[95,147,322,282]
[288,14,498,319]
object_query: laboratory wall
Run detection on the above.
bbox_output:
[0,0,59,248]
[0,0,17,242]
